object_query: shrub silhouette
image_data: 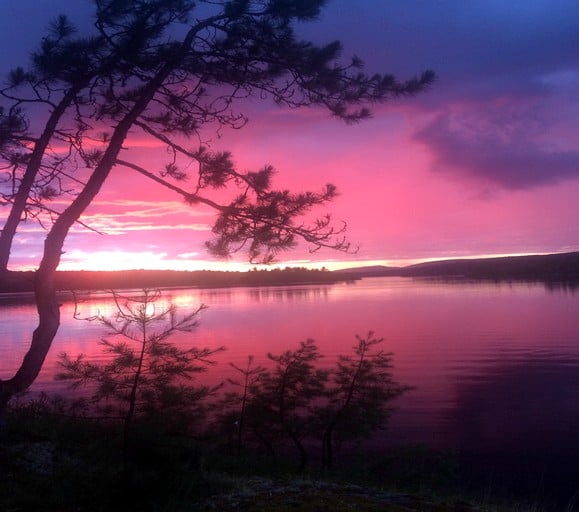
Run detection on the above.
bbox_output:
[219,334,408,470]
[57,289,223,466]
[245,339,328,471]
[219,355,266,456]
[316,332,410,469]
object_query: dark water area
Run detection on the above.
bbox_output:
[2,277,579,506]
[448,353,579,505]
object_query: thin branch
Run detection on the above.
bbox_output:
[114,158,223,210]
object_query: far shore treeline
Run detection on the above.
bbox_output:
[0,267,356,294]
[1,251,579,294]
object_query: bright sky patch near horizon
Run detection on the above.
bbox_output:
[2,1,579,272]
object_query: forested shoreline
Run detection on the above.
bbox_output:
[2,252,579,294]
[0,267,360,293]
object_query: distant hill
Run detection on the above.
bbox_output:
[335,251,579,281]
[333,265,400,277]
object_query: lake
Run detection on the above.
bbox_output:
[2,276,579,501]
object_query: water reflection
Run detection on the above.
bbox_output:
[247,286,329,303]
[3,277,579,463]
[543,279,579,294]
[416,276,579,295]
[451,351,579,451]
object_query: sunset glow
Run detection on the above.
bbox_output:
[2,1,579,272]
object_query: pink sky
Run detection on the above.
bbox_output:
[2,1,579,272]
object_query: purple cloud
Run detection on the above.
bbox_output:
[415,112,579,190]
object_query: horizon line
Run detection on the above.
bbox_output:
[8,249,578,274]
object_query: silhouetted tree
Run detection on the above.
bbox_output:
[221,355,266,456]
[0,0,434,420]
[216,333,408,470]
[245,339,327,470]
[57,289,222,464]
[317,332,409,469]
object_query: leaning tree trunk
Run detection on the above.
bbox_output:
[0,260,60,435]
[0,86,82,272]
[0,110,147,423]
[0,87,85,438]
[0,150,114,428]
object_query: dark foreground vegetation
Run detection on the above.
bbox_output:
[1,401,563,512]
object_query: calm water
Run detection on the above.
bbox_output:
[2,277,579,499]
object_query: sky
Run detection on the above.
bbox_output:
[1,0,579,272]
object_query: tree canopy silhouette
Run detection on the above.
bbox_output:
[0,0,434,417]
